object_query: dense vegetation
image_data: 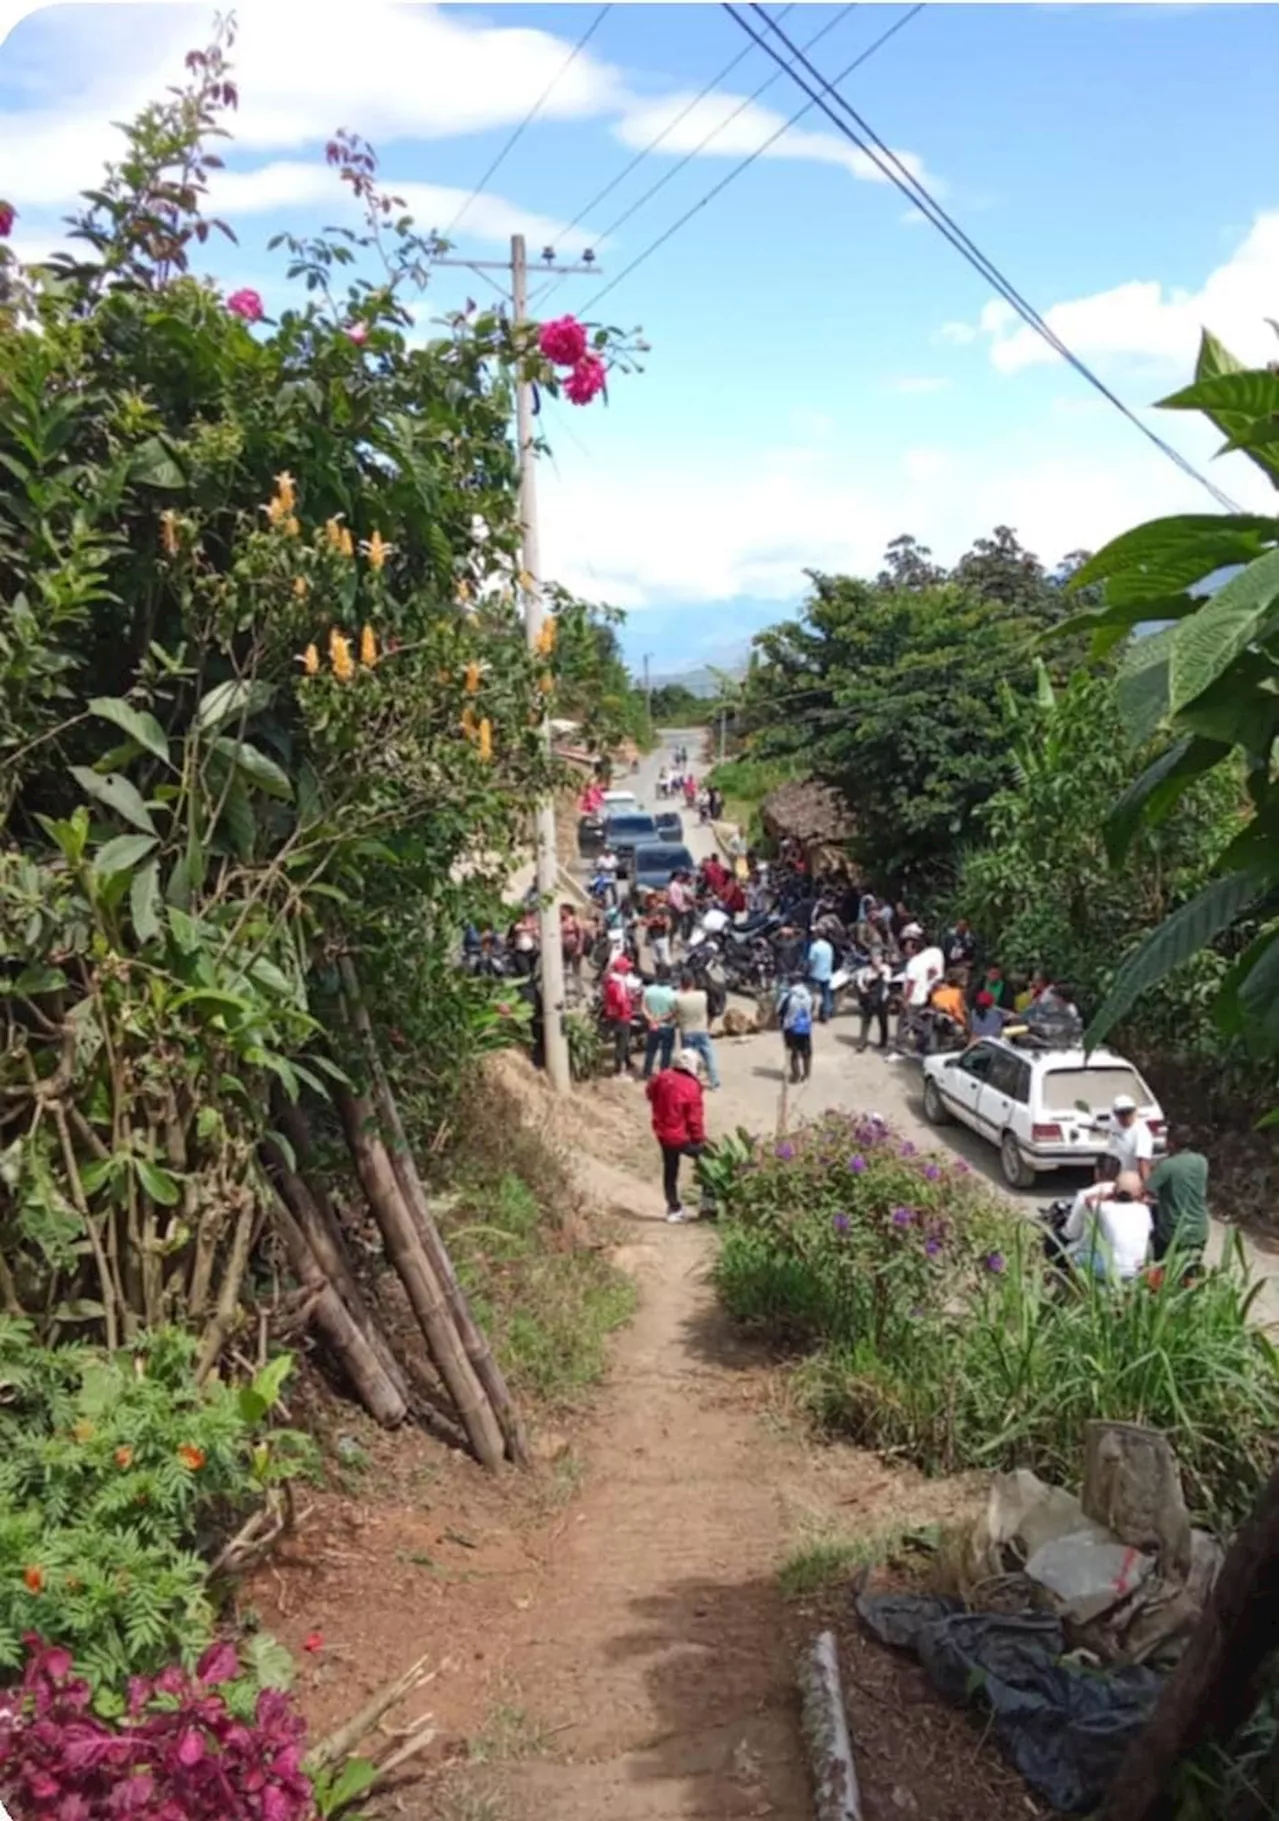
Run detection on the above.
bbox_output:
[713,1113,1277,1528]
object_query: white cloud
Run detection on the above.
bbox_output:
[0,4,939,224]
[538,413,1274,614]
[965,213,1280,375]
[936,321,978,346]
[208,162,583,249]
[612,90,940,192]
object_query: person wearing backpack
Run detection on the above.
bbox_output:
[776,974,814,1084]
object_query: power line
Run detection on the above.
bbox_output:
[729,2,1240,512]
[580,5,922,316]
[531,0,855,311]
[444,5,612,240]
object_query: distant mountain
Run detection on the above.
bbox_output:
[643,662,746,697]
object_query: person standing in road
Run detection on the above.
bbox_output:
[641,964,679,1079]
[853,952,891,1052]
[806,929,835,1024]
[1107,1093,1155,1186]
[1146,1125,1209,1269]
[674,971,721,1089]
[601,954,635,1076]
[776,974,815,1084]
[895,936,944,1052]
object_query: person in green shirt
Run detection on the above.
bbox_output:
[1146,1125,1210,1267]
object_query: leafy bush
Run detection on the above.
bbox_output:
[713,1115,1277,1527]
[0,1634,312,1821]
[713,1110,1016,1354]
[0,1324,310,1687]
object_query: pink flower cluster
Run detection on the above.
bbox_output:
[0,1635,313,1821]
[0,201,15,239]
[226,289,264,324]
[537,314,607,408]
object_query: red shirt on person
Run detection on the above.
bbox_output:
[645,1067,706,1148]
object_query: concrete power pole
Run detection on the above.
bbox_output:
[643,653,653,722]
[511,233,571,1093]
[428,236,600,1096]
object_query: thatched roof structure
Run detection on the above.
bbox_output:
[760,779,854,847]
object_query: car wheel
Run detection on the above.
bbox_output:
[922,1077,950,1126]
[1000,1131,1034,1190]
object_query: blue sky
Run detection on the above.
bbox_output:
[1,2,1276,672]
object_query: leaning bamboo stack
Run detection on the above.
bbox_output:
[257,957,530,1470]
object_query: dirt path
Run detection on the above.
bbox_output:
[477,1175,812,1819]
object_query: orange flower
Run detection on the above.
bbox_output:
[463,661,481,696]
[23,1566,44,1593]
[329,629,355,683]
[159,509,180,556]
[325,517,345,551]
[264,494,289,528]
[284,515,301,539]
[293,575,309,599]
[537,672,553,696]
[362,530,390,571]
[115,1446,134,1469]
[302,642,320,676]
[273,471,297,513]
[177,1444,206,1472]
[338,526,354,559]
[535,618,557,656]
[478,717,493,763]
[460,706,478,740]
[360,624,378,668]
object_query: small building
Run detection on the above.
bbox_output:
[760,778,855,870]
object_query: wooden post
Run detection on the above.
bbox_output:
[1098,1468,1278,1821]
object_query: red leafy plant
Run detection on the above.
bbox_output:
[0,1635,314,1821]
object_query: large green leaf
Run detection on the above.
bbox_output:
[68,766,156,835]
[130,858,162,944]
[88,697,171,767]
[1069,514,1275,607]
[213,735,293,800]
[1238,929,1279,1050]
[1174,650,1279,758]
[92,832,158,877]
[1086,868,1267,1049]
[127,435,187,489]
[196,678,274,733]
[1158,367,1279,424]
[1115,626,1175,744]
[1103,734,1229,864]
[1168,549,1278,716]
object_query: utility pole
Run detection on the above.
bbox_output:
[643,652,653,722]
[718,709,727,764]
[428,236,599,1096]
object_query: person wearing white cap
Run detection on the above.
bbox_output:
[1107,1093,1154,1185]
[645,1048,707,1223]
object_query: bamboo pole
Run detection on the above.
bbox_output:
[269,1191,408,1427]
[334,1084,505,1471]
[337,957,530,1466]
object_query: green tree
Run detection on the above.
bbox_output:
[742,531,1074,892]
[1059,333,1278,1058]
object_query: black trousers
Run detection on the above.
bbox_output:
[857,1004,888,1048]
[606,1017,631,1073]
[784,1031,812,1082]
[661,1141,703,1212]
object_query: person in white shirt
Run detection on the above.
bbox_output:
[701,903,730,938]
[1107,1093,1154,1183]
[895,938,944,1052]
[1061,1171,1151,1282]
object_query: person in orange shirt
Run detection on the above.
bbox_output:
[929,969,969,1034]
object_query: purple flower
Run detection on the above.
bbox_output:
[985,1251,1006,1274]
[833,1213,851,1235]
[847,1154,867,1174]
[891,1206,915,1228]
[924,1236,943,1258]
[953,1159,970,1175]
[775,1142,794,1162]
[898,1141,917,1158]
[922,1163,941,1182]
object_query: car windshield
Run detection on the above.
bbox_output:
[606,816,657,841]
[635,844,693,878]
[1041,1065,1150,1112]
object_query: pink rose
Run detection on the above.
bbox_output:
[0,201,15,238]
[564,353,606,406]
[538,314,587,368]
[344,321,369,345]
[226,288,264,323]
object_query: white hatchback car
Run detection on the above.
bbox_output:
[921,1037,1166,1188]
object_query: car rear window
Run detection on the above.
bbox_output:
[635,845,693,875]
[1041,1066,1150,1111]
[607,815,657,840]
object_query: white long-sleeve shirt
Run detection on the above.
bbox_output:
[1063,1191,1151,1282]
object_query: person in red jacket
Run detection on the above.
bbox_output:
[645,1049,707,1223]
[601,953,635,1077]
